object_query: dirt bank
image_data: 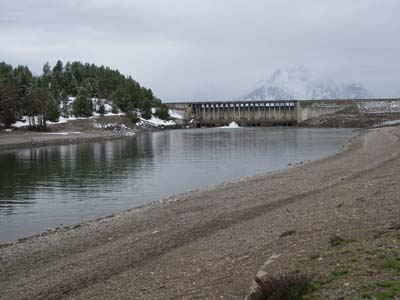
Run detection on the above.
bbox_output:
[0,116,139,151]
[1,127,399,299]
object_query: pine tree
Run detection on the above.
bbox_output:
[98,103,105,116]
[155,103,170,120]
[72,87,92,117]
[0,62,15,84]
[140,99,152,120]
[0,83,18,128]
[25,87,54,129]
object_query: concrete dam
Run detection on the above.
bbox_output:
[166,99,400,127]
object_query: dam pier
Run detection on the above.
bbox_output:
[167,98,400,127]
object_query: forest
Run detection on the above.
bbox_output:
[0,60,169,128]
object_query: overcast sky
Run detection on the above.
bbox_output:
[1,0,399,101]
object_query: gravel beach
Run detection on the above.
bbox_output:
[1,126,399,299]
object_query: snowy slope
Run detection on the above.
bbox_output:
[240,67,373,101]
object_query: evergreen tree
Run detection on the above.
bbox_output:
[0,62,15,83]
[98,103,105,116]
[140,99,152,120]
[72,87,92,117]
[61,94,70,117]
[0,83,18,128]
[25,87,54,129]
[42,62,52,87]
[154,103,170,120]
[64,69,78,96]
[111,103,119,114]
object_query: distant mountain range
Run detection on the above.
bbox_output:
[239,67,373,101]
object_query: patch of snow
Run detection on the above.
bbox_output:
[374,120,400,127]
[139,116,176,127]
[47,116,79,125]
[12,112,126,128]
[38,132,82,135]
[104,103,113,112]
[11,116,31,128]
[122,131,136,137]
[169,109,185,119]
[220,121,240,128]
[93,122,134,133]
[381,120,400,125]
[104,112,125,116]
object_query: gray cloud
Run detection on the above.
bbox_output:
[1,0,399,101]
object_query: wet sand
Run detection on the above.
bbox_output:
[1,126,399,299]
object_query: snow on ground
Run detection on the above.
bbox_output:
[169,109,185,119]
[381,120,400,125]
[11,118,28,128]
[139,115,176,127]
[373,120,400,128]
[11,112,125,128]
[38,132,82,135]
[220,121,240,128]
[93,123,131,130]
[47,116,77,125]
[104,103,113,112]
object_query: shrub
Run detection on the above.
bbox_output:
[254,273,314,300]
[329,235,346,247]
[129,113,138,124]
[154,103,170,120]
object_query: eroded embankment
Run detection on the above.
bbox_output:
[1,127,400,300]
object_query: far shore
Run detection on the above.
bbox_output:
[0,115,151,151]
[1,125,399,299]
[0,130,132,151]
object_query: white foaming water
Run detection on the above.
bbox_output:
[220,121,240,128]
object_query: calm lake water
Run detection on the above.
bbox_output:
[0,127,353,242]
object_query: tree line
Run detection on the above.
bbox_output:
[0,60,169,129]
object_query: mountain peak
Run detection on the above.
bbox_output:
[240,68,373,101]
[269,67,310,84]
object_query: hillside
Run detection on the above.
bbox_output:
[0,61,171,129]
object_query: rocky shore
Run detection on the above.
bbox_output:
[1,126,400,299]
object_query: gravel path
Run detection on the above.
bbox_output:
[1,127,399,299]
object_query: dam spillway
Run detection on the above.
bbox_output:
[166,99,400,127]
[191,101,297,127]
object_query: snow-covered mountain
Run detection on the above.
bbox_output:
[240,67,373,100]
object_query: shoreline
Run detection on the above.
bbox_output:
[0,130,132,151]
[0,115,159,151]
[1,126,400,299]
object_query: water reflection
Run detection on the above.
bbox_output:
[0,128,352,242]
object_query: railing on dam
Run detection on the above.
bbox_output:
[189,101,297,127]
